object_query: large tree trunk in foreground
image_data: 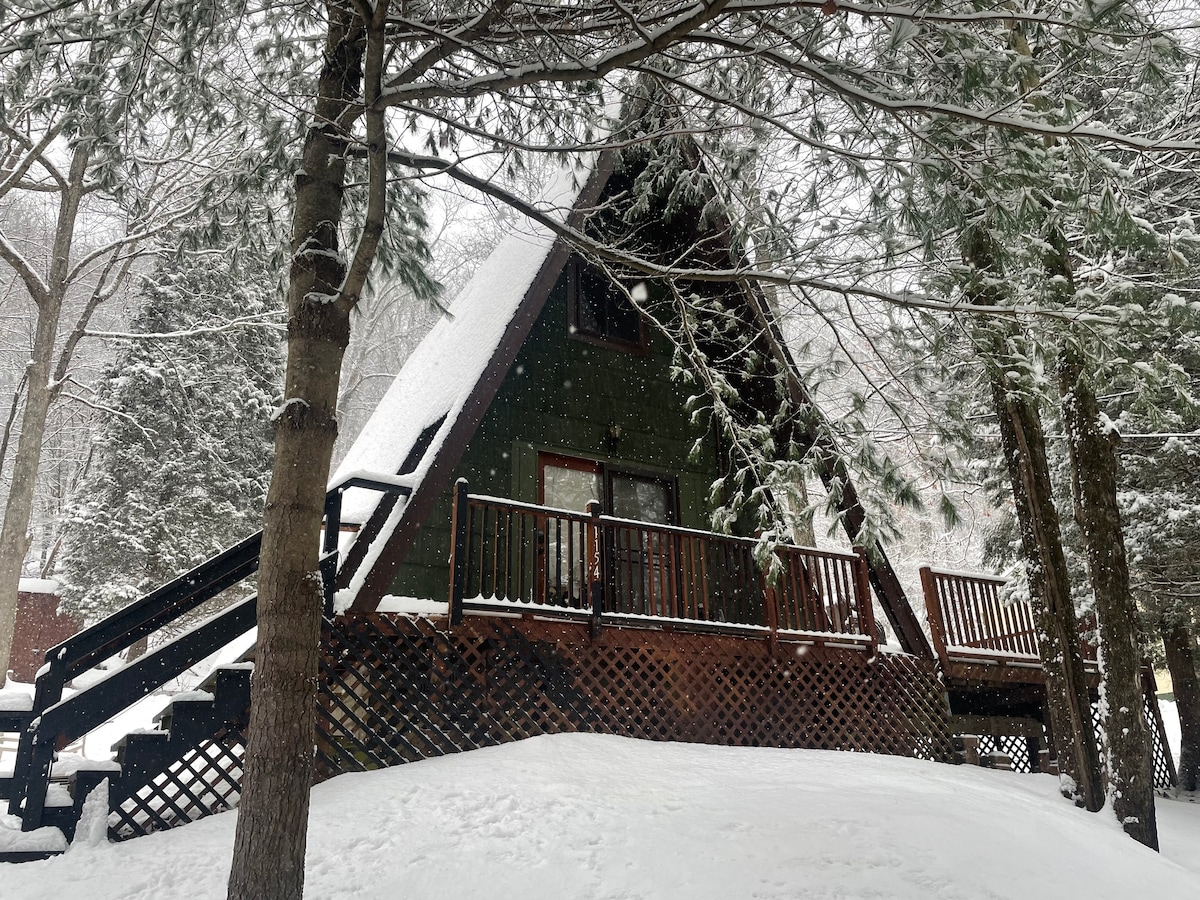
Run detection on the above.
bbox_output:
[226,12,363,900]
[1160,614,1200,792]
[991,379,1104,811]
[1058,344,1158,848]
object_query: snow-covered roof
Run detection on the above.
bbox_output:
[18,578,59,595]
[330,157,604,606]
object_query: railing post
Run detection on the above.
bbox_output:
[762,550,780,648]
[587,500,603,638]
[448,478,469,626]
[918,565,948,662]
[321,489,343,617]
[852,547,878,648]
[323,489,343,557]
[7,661,67,819]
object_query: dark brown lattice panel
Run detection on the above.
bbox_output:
[1144,693,1177,789]
[976,734,1037,774]
[109,728,246,840]
[1089,699,1176,790]
[315,614,954,782]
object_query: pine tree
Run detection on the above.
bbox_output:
[1115,323,1200,791]
[59,249,282,628]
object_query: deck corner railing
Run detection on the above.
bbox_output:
[919,565,1098,666]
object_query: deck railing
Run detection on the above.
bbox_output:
[919,566,1098,666]
[449,482,875,644]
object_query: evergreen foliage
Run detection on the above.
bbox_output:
[59,250,282,624]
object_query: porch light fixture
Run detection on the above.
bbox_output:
[605,422,623,451]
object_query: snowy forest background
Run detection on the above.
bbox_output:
[2,0,1200,828]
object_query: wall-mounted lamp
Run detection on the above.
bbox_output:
[604,422,623,452]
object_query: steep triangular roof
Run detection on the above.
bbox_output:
[331,153,615,609]
[329,150,931,656]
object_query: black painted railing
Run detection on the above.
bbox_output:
[6,474,410,834]
[448,482,877,644]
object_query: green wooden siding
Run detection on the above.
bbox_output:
[390,268,722,600]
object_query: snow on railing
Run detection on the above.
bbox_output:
[447,482,876,644]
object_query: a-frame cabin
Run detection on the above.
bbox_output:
[0,146,1177,859]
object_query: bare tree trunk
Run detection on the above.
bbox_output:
[962,225,1103,810]
[991,379,1105,811]
[225,10,363,900]
[1160,614,1200,792]
[0,145,88,686]
[1058,344,1158,848]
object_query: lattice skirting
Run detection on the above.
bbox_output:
[952,696,1175,789]
[315,614,955,780]
[974,734,1039,774]
[109,727,247,840]
[1090,697,1177,790]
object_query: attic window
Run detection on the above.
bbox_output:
[567,258,644,350]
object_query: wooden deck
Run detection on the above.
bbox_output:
[920,566,1100,686]
[920,565,1175,783]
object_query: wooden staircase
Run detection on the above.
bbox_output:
[0,476,408,862]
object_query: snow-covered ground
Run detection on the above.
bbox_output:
[1160,698,1181,764]
[3,733,1197,900]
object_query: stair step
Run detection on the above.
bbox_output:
[113,730,169,775]
[156,699,218,748]
[0,818,68,863]
[153,691,216,729]
[0,848,65,862]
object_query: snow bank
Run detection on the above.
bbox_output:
[3,734,1198,899]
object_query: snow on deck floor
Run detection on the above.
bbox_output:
[4,733,1199,900]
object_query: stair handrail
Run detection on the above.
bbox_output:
[32,474,412,706]
[49,532,263,685]
[10,473,411,830]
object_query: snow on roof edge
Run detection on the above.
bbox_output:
[330,156,601,601]
[18,577,60,594]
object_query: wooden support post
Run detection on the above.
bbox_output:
[852,547,877,649]
[448,479,469,627]
[918,566,949,663]
[960,735,980,767]
[587,500,604,639]
[1025,735,1041,774]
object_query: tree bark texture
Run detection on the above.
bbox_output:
[1159,615,1200,792]
[963,226,1103,809]
[225,11,363,900]
[0,145,89,686]
[990,375,1105,811]
[1058,345,1158,848]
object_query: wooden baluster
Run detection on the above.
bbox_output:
[448,478,469,626]
[918,567,948,662]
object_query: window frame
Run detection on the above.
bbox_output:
[565,257,648,353]
[537,451,678,525]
